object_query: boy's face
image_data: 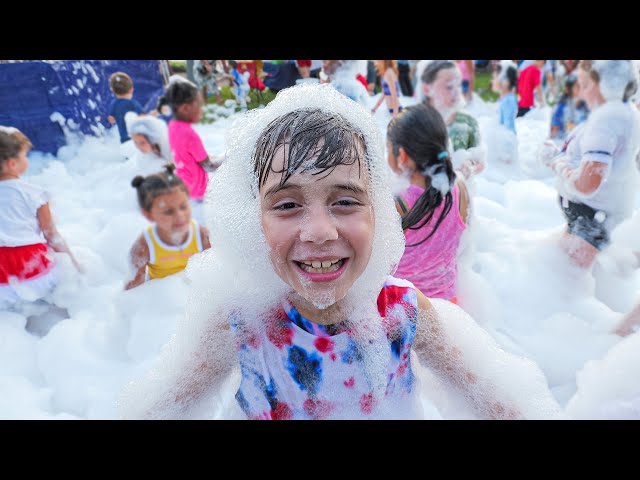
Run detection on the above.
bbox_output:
[260,146,375,308]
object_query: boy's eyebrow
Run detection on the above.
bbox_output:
[263,181,368,198]
[333,182,368,195]
[263,183,302,199]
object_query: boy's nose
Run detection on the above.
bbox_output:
[299,208,338,244]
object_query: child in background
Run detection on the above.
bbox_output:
[492,60,519,134]
[543,60,640,269]
[155,95,173,124]
[193,61,222,105]
[387,104,469,302]
[107,72,143,143]
[517,60,546,117]
[125,164,210,290]
[229,60,250,111]
[549,73,589,142]
[0,127,82,309]
[420,60,486,181]
[371,60,402,118]
[127,114,174,164]
[165,78,221,222]
[456,60,475,102]
[120,84,562,421]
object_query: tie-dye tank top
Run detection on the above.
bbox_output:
[232,276,419,419]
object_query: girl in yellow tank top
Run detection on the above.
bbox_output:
[125,165,211,290]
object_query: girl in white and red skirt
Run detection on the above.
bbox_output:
[0,127,82,309]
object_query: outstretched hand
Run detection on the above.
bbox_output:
[539,140,560,167]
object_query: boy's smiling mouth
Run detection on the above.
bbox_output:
[293,257,348,280]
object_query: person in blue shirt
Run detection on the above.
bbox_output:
[550,73,589,142]
[107,71,143,143]
[492,60,519,133]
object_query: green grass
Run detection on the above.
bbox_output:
[204,85,277,110]
[169,60,186,73]
[475,71,499,102]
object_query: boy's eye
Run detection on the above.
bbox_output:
[334,199,359,207]
[275,201,298,210]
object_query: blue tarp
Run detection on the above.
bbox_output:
[0,60,165,154]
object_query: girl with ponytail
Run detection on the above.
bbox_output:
[387,103,469,301]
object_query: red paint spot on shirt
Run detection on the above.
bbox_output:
[314,337,334,353]
[360,392,377,414]
[344,376,355,388]
[270,402,293,420]
[303,398,334,420]
[266,311,294,349]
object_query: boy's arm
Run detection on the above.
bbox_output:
[413,290,561,419]
[120,314,235,419]
[124,234,149,290]
[37,203,83,273]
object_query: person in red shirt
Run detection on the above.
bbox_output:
[517,60,546,117]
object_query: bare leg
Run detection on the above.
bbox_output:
[559,231,599,269]
[613,301,640,337]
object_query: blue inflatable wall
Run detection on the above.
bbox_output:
[0,60,165,155]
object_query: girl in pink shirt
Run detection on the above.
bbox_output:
[387,104,469,302]
[165,79,219,209]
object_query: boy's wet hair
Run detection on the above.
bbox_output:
[131,163,188,211]
[109,71,134,95]
[421,60,457,86]
[387,103,456,246]
[162,79,199,111]
[0,126,33,166]
[253,108,367,189]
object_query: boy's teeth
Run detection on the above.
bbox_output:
[298,259,343,274]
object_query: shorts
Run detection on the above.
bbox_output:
[296,60,312,68]
[517,106,531,118]
[0,243,52,284]
[559,196,610,250]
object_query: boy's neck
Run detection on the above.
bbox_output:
[116,92,134,100]
[289,293,348,325]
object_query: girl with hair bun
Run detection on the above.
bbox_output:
[125,164,211,290]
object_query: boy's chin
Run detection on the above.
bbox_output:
[294,285,347,311]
